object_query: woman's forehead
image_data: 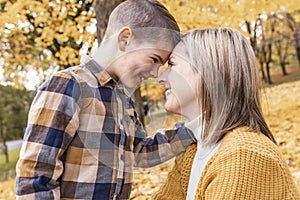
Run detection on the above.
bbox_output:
[171,42,188,58]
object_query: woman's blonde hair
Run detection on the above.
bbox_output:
[182,28,275,146]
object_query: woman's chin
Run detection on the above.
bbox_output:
[164,103,180,115]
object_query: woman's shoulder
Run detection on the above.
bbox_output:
[201,127,300,199]
[220,126,279,155]
[212,126,289,175]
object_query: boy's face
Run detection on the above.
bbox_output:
[116,46,171,89]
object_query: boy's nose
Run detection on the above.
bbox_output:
[149,64,160,78]
[157,67,169,84]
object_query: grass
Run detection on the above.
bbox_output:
[0,149,20,181]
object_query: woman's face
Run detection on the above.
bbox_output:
[158,42,200,120]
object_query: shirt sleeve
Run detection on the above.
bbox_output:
[15,72,80,199]
[128,99,196,168]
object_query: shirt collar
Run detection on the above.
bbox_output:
[185,115,203,142]
[80,54,117,87]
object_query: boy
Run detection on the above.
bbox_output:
[16,0,195,199]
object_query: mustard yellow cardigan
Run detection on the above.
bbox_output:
[152,127,300,200]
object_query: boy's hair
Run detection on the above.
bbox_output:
[103,0,180,47]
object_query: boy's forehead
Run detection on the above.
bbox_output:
[132,27,180,48]
[137,41,174,52]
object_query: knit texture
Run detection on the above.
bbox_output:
[152,127,300,200]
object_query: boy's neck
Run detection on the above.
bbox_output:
[90,39,120,81]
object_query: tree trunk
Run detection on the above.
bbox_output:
[297,46,300,67]
[266,43,273,84]
[94,0,126,46]
[280,62,288,76]
[94,0,145,125]
[3,140,8,163]
[260,61,266,81]
[0,124,9,163]
[133,89,144,124]
[266,62,272,84]
[292,27,300,67]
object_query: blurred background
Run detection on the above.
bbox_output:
[0,0,300,199]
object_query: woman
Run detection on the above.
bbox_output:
[152,28,300,199]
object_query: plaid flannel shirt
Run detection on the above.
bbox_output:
[16,56,195,200]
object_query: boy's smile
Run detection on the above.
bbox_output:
[116,47,171,89]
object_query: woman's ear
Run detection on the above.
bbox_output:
[117,26,133,51]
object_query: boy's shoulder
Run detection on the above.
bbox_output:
[52,62,100,89]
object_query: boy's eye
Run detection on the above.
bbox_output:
[151,57,159,63]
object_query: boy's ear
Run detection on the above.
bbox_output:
[118,27,133,51]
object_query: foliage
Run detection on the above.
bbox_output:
[0,85,32,140]
[141,79,164,102]
[0,148,20,181]
[0,0,300,96]
[0,148,20,199]
[243,10,300,84]
[0,0,96,87]
[0,85,32,163]
[161,0,299,33]
[0,178,15,199]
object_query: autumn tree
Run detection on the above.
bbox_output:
[0,0,96,88]
[160,0,299,33]
[289,10,300,66]
[161,0,300,85]
[246,10,300,83]
[273,12,295,76]
[244,16,268,80]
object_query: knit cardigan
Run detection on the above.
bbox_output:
[152,127,300,200]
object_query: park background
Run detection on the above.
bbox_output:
[0,0,300,199]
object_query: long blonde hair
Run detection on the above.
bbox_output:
[182,28,275,146]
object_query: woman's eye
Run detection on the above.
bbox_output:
[168,60,174,67]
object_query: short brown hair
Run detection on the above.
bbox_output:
[104,0,180,47]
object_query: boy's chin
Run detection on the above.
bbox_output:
[122,82,141,94]
[123,80,141,89]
